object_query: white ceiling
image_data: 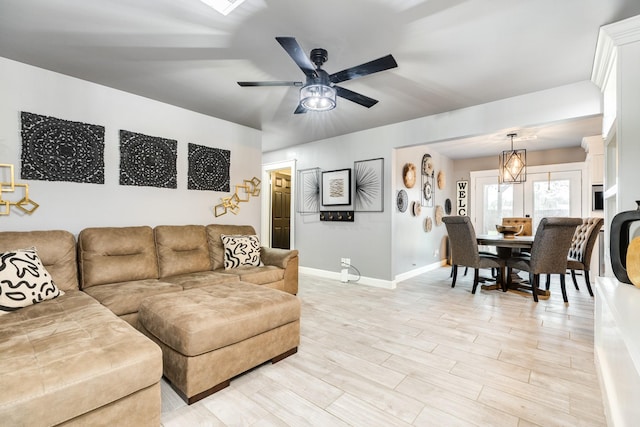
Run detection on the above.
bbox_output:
[1,0,639,156]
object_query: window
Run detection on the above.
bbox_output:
[471,164,583,235]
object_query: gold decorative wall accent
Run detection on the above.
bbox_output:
[0,164,39,215]
[213,177,261,217]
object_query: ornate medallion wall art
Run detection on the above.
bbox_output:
[396,189,408,212]
[354,157,384,212]
[402,163,416,188]
[421,154,434,207]
[187,143,230,192]
[20,111,105,184]
[119,130,177,189]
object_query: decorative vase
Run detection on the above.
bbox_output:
[610,200,640,284]
[628,237,640,288]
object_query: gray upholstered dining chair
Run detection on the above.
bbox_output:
[506,217,583,302]
[442,216,505,294]
[564,217,604,296]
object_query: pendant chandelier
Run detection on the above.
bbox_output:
[500,133,527,183]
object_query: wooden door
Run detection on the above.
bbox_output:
[271,171,291,249]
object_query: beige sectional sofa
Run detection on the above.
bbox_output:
[0,230,163,426]
[0,224,300,425]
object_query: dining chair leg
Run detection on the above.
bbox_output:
[570,269,580,290]
[451,265,458,288]
[530,273,539,302]
[560,274,568,303]
[472,269,480,294]
[584,269,594,297]
[545,274,551,290]
[463,266,468,276]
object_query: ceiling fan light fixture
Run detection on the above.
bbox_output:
[299,84,336,111]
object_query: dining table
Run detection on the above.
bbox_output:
[475,234,550,298]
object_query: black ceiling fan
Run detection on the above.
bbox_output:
[237,37,398,114]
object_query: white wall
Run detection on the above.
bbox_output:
[265,136,396,282]
[393,146,453,275]
[264,80,603,282]
[0,57,262,235]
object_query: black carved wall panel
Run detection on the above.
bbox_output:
[119,130,177,189]
[20,111,105,184]
[187,143,230,192]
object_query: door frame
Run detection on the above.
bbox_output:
[261,159,297,249]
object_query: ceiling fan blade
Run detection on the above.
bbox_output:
[238,81,303,87]
[276,36,318,79]
[335,86,378,108]
[329,54,398,84]
[294,104,307,114]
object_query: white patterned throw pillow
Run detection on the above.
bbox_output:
[221,234,262,269]
[0,247,64,315]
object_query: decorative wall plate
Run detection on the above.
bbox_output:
[423,181,432,202]
[424,217,433,232]
[403,163,417,188]
[437,170,446,189]
[421,154,434,176]
[435,205,444,225]
[444,198,452,215]
[412,201,422,216]
[397,190,408,212]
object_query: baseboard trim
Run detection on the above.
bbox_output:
[299,267,396,289]
[394,261,446,283]
[299,261,447,290]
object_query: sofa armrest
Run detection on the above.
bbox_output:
[261,247,299,295]
[261,247,298,268]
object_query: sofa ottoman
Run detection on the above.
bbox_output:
[137,281,300,404]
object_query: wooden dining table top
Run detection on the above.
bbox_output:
[476,234,534,249]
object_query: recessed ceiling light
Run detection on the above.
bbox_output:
[199,0,246,16]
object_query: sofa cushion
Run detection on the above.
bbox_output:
[221,234,262,269]
[220,265,285,286]
[138,281,300,357]
[82,279,182,317]
[79,226,159,289]
[206,224,256,270]
[0,290,162,426]
[0,230,78,291]
[0,247,63,315]
[160,271,239,290]
[155,225,212,278]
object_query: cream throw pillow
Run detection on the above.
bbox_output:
[221,234,262,269]
[0,247,64,315]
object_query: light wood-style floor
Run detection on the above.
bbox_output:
[160,267,606,426]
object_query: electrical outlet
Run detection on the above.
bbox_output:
[340,257,351,268]
[434,250,439,257]
[340,268,349,282]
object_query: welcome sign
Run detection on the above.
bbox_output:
[456,180,468,216]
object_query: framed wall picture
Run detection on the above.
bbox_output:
[297,167,321,213]
[322,168,351,206]
[354,157,384,212]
